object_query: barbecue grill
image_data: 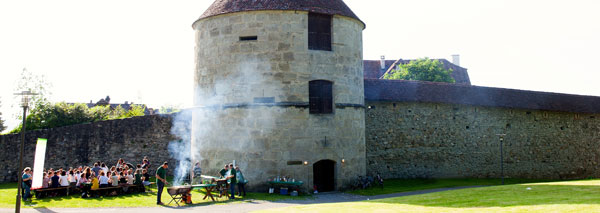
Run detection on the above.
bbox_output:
[167,186,193,206]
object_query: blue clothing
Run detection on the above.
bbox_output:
[51,175,60,188]
[21,173,31,188]
[22,173,31,201]
[92,167,101,177]
[230,183,235,199]
[157,181,164,204]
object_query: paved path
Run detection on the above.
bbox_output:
[2,186,483,213]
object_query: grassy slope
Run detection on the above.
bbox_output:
[260,179,600,212]
[349,178,553,196]
[0,182,308,208]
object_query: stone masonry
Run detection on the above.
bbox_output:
[192,10,366,192]
[0,115,176,183]
[366,101,600,180]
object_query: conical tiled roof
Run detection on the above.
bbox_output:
[195,0,363,26]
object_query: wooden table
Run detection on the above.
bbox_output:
[193,184,217,201]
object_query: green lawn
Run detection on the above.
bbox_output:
[260,179,600,212]
[349,178,553,196]
[0,182,309,208]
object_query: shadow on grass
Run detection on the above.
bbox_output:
[349,178,556,196]
[370,184,600,208]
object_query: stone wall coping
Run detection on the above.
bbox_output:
[365,79,600,114]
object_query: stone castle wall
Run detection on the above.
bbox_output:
[366,101,600,180]
[0,115,176,183]
[2,100,600,185]
[192,10,366,192]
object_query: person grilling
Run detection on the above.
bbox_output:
[155,162,168,205]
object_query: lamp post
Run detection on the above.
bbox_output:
[496,134,506,185]
[14,90,37,213]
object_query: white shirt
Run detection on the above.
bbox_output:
[99,175,110,185]
[59,175,70,186]
[126,175,134,184]
[111,176,119,186]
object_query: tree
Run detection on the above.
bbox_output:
[9,102,146,133]
[13,68,53,116]
[383,58,456,83]
[0,98,6,133]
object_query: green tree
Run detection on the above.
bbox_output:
[383,58,456,83]
[10,102,146,133]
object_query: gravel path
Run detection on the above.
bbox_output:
[2,186,483,213]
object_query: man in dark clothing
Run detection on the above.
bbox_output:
[227,163,236,199]
[219,164,228,178]
[50,171,60,188]
[155,162,168,205]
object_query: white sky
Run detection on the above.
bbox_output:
[1,0,600,132]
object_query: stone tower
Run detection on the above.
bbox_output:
[192,0,365,192]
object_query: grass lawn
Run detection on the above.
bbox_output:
[0,182,309,208]
[349,178,554,196]
[260,179,600,212]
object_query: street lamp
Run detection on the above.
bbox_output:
[496,134,506,185]
[14,90,37,213]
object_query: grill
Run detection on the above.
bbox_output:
[166,186,193,206]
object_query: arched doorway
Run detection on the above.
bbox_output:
[313,159,336,192]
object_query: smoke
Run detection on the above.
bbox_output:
[168,57,282,186]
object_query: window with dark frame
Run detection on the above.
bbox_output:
[308,13,332,51]
[309,80,333,114]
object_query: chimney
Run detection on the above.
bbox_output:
[452,54,460,66]
[380,55,386,70]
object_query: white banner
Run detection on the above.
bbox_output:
[31,138,47,189]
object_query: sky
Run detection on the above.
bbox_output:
[1,0,600,132]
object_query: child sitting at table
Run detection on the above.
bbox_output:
[42,172,50,188]
[119,172,127,185]
[110,172,119,187]
[90,174,99,190]
[142,169,151,186]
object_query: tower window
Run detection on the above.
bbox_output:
[309,80,333,114]
[308,13,332,51]
[239,36,257,41]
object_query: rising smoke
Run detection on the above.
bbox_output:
[168,59,283,186]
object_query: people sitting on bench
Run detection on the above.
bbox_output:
[59,171,70,187]
[50,171,60,188]
[99,171,110,188]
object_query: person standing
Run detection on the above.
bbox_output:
[21,167,32,201]
[219,164,228,178]
[193,162,202,184]
[235,166,247,197]
[155,162,169,205]
[227,163,236,199]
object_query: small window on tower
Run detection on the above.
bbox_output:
[308,13,332,51]
[309,80,333,114]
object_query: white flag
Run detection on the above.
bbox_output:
[31,138,47,189]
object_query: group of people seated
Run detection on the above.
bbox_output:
[21,157,154,200]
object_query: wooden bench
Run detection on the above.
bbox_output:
[89,184,146,197]
[33,186,70,198]
[89,186,123,197]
